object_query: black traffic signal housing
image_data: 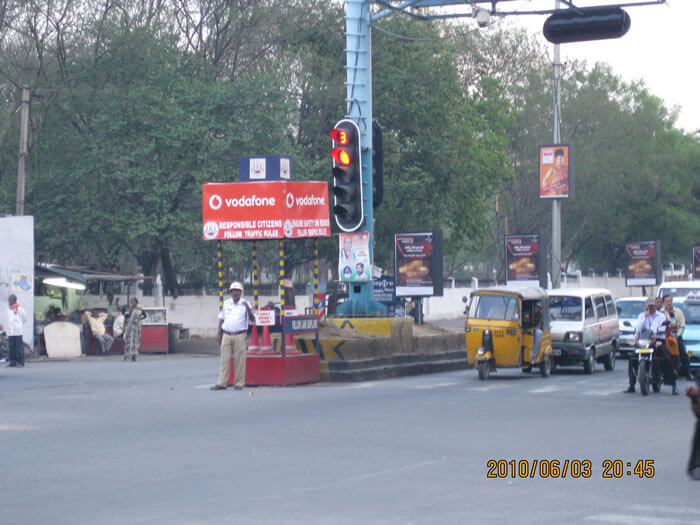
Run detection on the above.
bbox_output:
[543,7,631,44]
[330,119,364,232]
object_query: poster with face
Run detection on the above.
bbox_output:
[539,144,573,199]
[339,232,370,283]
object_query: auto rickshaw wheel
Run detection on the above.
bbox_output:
[540,356,551,377]
[477,360,490,380]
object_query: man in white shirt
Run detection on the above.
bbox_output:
[624,299,666,393]
[211,281,255,391]
[0,294,28,368]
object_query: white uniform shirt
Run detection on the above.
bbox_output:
[635,310,667,340]
[5,305,28,337]
[218,298,250,333]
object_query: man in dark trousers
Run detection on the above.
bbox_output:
[0,294,28,367]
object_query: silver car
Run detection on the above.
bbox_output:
[615,297,646,357]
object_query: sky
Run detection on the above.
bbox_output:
[508,0,700,133]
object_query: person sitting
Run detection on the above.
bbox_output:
[84,309,114,354]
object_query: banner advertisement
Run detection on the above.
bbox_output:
[539,144,574,199]
[339,232,370,282]
[505,234,540,285]
[693,246,700,280]
[202,181,330,241]
[395,232,435,297]
[625,240,661,286]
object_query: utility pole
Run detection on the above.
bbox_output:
[551,0,562,289]
[16,86,30,216]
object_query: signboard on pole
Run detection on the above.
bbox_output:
[539,144,574,199]
[625,240,661,287]
[395,231,443,297]
[505,234,541,286]
[202,181,330,241]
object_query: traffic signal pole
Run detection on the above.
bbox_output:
[337,0,385,316]
[551,0,562,289]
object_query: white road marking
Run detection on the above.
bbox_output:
[414,382,461,390]
[582,389,624,396]
[467,384,512,392]
[336,382,378,390]
[529,385,562,393]
[584,514,695,524]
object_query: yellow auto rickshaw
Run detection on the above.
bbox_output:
[465,286,552,380]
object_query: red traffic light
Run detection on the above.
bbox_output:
[329,128,349,145]
[332,147,351,166]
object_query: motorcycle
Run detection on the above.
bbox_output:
[635,329,663,396]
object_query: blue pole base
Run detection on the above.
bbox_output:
[337,296,387,317]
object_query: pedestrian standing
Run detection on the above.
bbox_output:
[124,298,146,362]
[686,380,700,479]
[0,294,28,368]
[211,282,255,391]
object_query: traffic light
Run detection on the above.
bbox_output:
[543,7,631,44]
[330,119,364,232]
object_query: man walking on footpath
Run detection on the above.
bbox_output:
[0,294,28,367]
[211,282,255,391]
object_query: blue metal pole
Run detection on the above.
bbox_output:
[339,0,386,316]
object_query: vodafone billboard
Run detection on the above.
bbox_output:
[202,181,330,241]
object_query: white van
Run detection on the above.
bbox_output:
[657,280,700,300]
[548,288,619,374]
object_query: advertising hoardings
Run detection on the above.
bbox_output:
[625,240,661,287]
[693,246,700,280]
[395,232,443,297]
[202,181,330,240]
[539,144,574,199]
[373,276,396,317]
[339,232,370,282]
[505,234,540,286]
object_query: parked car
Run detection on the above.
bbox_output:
[615,296,647,357]
[548,288,619,373]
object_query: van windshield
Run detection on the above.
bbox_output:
[469,295,519,321]
[549,296,582,321]
[660,287,700,298]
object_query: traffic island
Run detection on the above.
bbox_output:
[293,318,467,382]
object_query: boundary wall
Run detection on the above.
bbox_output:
[78,274,644,337]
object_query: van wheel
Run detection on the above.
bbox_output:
[540,356,552,377]
[603,349,616,371]
[583,351,595,374]
[478,360,490,381]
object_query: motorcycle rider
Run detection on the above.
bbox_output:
[663,294,692,380]
[625,298,666,394]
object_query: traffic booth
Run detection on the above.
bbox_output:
[203,156,328,387]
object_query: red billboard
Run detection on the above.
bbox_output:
[202,181,330,240]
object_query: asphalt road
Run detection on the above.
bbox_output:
[2,353,699,525]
